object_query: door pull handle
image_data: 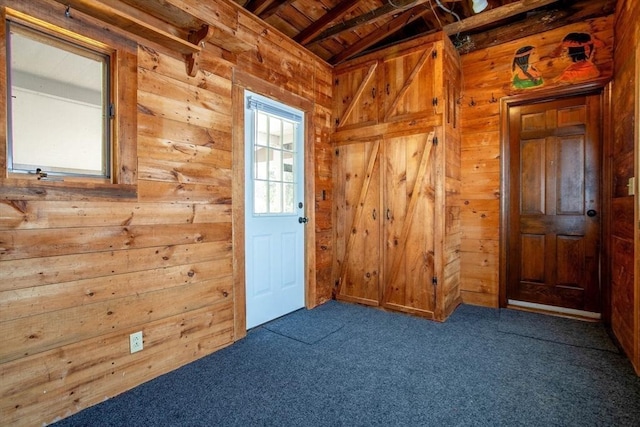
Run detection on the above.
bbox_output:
[587,209,597,217]
[298,217,309,224]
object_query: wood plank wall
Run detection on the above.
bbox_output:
[611,0,639,374]
[0,0,333,425]
[459,16,614,307]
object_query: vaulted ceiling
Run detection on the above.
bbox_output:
[231,0,617,64]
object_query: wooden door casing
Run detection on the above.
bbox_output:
[507,95,601,312]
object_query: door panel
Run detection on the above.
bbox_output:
[382,46,436,122]
[382,132,436,316]
[333,61,378,130]
[334,141,381,305]
[507,95,601,313]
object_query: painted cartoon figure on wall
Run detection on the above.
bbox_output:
[512,46,544,89]
[556,32,602,82]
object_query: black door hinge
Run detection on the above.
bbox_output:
[432,276,438,286]
[432,50,438,59]
[432,136,438,145]
[109,104,115,119]
[432,97,438,106]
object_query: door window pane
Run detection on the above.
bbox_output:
[282,121,294,151]
[254,146,268,180]
[269,116,282,148]
[283,151,294,183]
[269,182,282,213]
[252,110,299,215]
[269,149,282,181]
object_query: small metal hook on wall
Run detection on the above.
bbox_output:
[469,97,476,107]
[489,93,498,103]
[65,5,72,18]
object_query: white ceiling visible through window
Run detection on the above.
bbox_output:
[11,31,103,97]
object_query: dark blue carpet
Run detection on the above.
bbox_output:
[498,308,619,353]
[55,302,640,426]
[263,301,345,344]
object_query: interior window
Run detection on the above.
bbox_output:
[6,21,111,178]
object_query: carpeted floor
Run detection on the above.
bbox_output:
[55,301,640,426]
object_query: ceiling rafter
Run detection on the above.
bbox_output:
[329,4,434,65]
[245,0,293,18]
[234,0,610,65]
[294,0,361,46]
[259,0,295,19]
[310,0,433,45]
[455,0,616,54]
[443,0,561,35]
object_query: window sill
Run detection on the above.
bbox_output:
[0,177,137,201]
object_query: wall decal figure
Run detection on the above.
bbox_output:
[512,46,544,89]
[556,32,602,82]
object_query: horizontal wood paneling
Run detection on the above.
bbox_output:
[459,16,615,308]
[0,223,232,260]
[2,302,234,426]
[0,201,231,230]
[0,0,334,424]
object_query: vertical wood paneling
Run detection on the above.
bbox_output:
[611,0,639,374]
[0,0,334,424]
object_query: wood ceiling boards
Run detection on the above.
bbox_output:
[232,0,616,64]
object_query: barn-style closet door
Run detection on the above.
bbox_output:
[382,132,437,316]
[334,141,382,306]
[381,44,438,123]
[332,60,379,130]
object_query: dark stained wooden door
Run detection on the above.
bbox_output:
[507,95,601,313]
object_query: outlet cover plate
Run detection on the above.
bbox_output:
[130,331,143,353]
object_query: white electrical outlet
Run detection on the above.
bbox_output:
[130,331,143,353]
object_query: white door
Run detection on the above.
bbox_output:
[245,91,306,329]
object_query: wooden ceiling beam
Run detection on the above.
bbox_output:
[245,0,292,18]
[455,0,616,54]
[244,0,273,15]
[442,0,561,35]
[259,0,295,19]
[294,0,361,46]
[311,0,432,45]
[329,4,433,65]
